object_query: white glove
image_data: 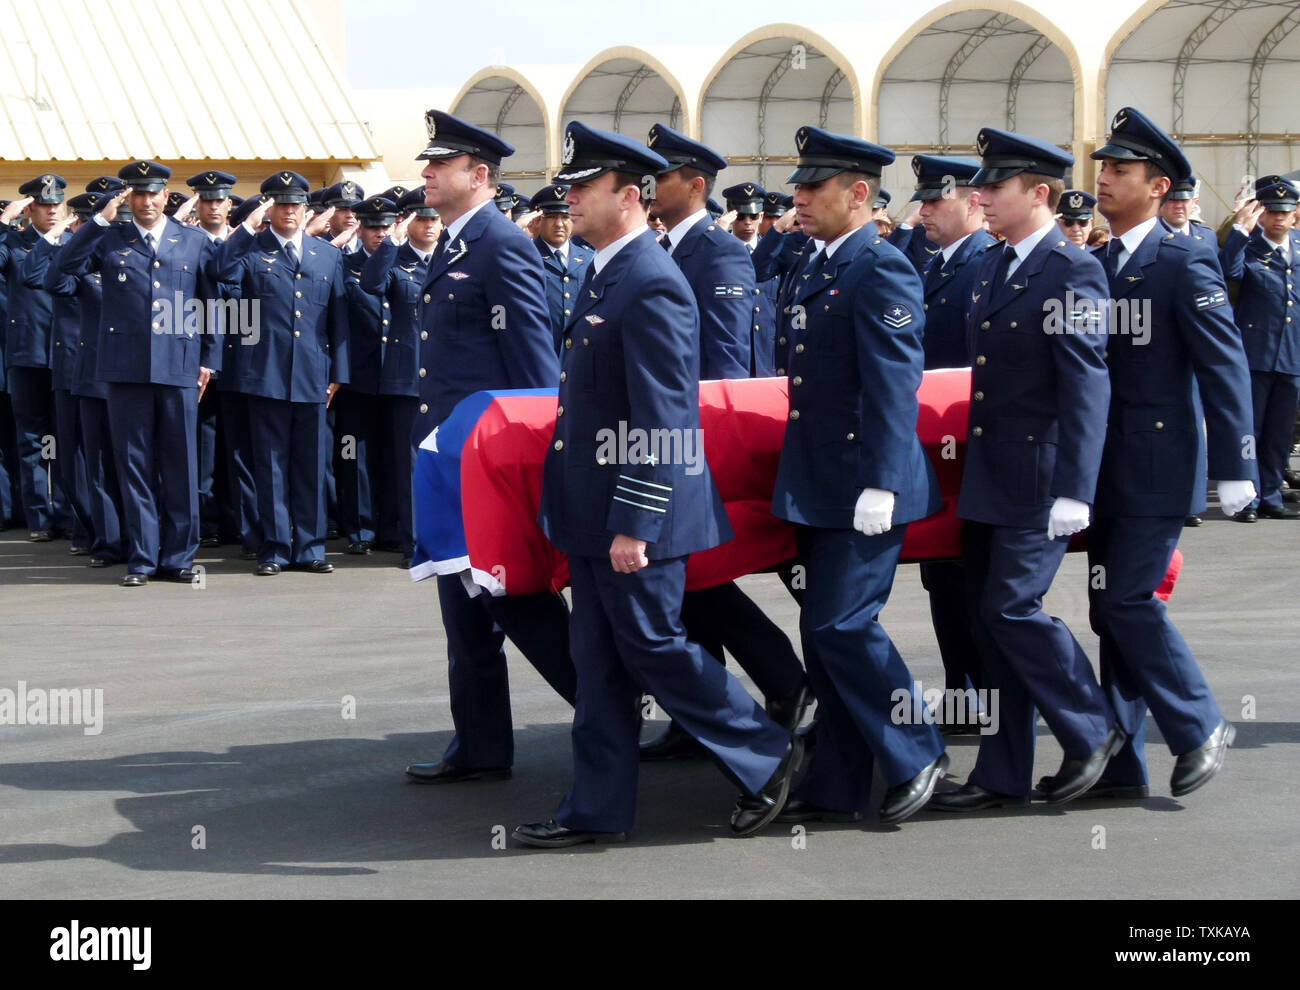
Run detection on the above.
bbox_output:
[1047,496,1090,540]
[853,488,895,536]
[1217,480,1256,518]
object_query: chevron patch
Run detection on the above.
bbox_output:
[882,303,913,328]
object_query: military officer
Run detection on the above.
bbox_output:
[722,181,778,377]
[321,181,363,251]
[493,182,516,215]
[1160,177,1208,236]
[908,155,999,724]
[514,122,801,847]
[402,109,577,784]
[527,183,590,353]
[0,173,73,540]
[1057,189,1097,247]
[1219,175,1300,520]
[358,188,437,566]
[759,190,785,236]
[54,161,221,586]
[216,171,349,575]
[928,129,1121,810]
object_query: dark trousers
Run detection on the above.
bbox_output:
[680,581,805,701]
[197,385,221,539]
[0,390,20,523]
[8,365,68,532]
[919,558,984,693]
[436,573,577,769]
[105,382,199,574]
[52,387,92,548]
[246,396,328,566]
[376,394,418,553]
[1249,370,1300,509]
[1089,514,1222,784]
[78,395,123,561]
[963,522,1113,796]
[219,389,258,552]
[333,389,380,545]
[556,554,789,833]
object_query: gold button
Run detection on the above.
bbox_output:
[1009,321,1018,329]
[980,321,990,330]
[597,456,608,465]
[975,355,986,366]
[421,331,428,340]
[974,391,984,400]
[846,432,855,441]
[153,261,160,269]
[419,368,427,378]
[560,371,567,382]
[448,293,454,301]
[295,291,302,298]
[565,338,572,349]
[294,310,301,318]
[554,440,564,451]
[419,403,428,414]
[1155,421,1164,430]
[153,281,160,288]
[795,343,804,353]
[556,405,564,417]
[792,376,803,386]
[293,330,301,338]
[1026,435,1034,441]
[382,337,388,343]
[779,337,787,345]
[582,337,590,346]
[789,410,800,420]
[972,426,983,437]
[296,273,303,280]
[383,301,389,308]
[423,293,430,303]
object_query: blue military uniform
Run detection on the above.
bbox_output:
[940,130,1118,803]
[405,111,576,778]
[888,224,943,277]
[1,173,72,538]
[769,127,946,821]
[527,183,590,354]
[54,161,222,583]
[216,170,350,572]
[1219,176,1300,516]
[529,123,794,839]
[723,182,778,377]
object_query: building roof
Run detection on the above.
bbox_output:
[0,0,379,163]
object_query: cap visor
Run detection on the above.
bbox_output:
[786,165,841,184]
[1263,203,1298,212]
[970,166,1025,187]
[125,182,167,193]
[1090,142,1147,162]
[269,193,308,203]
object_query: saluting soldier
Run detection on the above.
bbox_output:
[54,161,221,586]
[722,181,778,377]
[320,181,364,252]
[1219,175,1300,521]
[402,110,577,785]
[215,172,349,575]
[526,183,589,354]
[516,122,802,847]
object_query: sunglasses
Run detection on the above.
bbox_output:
[1061,217,1091,227]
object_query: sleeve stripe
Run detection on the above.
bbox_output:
[612,495,667,514]
[615,485,669,502]
[617,474,673,492]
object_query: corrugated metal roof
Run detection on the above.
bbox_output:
[0,0,379,163]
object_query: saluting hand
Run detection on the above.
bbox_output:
[1233,198,1264,234]
[774,206,799,234]
[391,212,412,244]
[609,534,648,574]
[173,193,200,223]
[716,209,737,232]
[1,196,33,224]
[245,196,273,232]
[514,209,541,230]
[97,190,128,224]
[331,226,357,249]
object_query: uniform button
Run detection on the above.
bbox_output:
[419,403,428,414]
[824,304,829,311]
[421,331,428,340]
[784,306,791,314]
[447,293,454,300]
[54,341,60,346]
[108,327,114,333]
[383,301,389,308]
[792,376,803,386]
[553,440,564,451]
[565,338,572,349]
[153,260,160,269]
[972,426,983,437]
[559,371,567,383]
[753,324,760,331]
[980,321,990,330]
[382,319,389,326]
[294,330,301,338]
[153,301,160,309]
[940,297,946,304]
[419,368,427,378]
[974,391,984,401]
[1155,421,1164,430]
[779,336,787,345]
[79,341,84,348]
[382,337,388,343]
[597,456,608,465]
[564,309,571,316]
[789,410,800,420]
[556,405,564,417]
[776,367,785,375]
[846,432,855,440]
[795,343,804,353]
[153,281,160,288]
[563,292,570,299]
[295,291,302,298]
[1026,435,1034,442]
[296,273,303,280]
[294,310,301,318]
[1102,350,1109,359]
[923,304,929,311]
[423,293,431,303]
[975,355,986,365]
[1009,321,1018,329]
[582,337,590,346]
[563,276,570,283]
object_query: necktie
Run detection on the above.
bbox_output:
[924,256,946,293]
[1104,237,1123,280]
[284,240,299,269]
[580,263,598,295]
[661,236,673,253]
[437,229,451,255]
[146,233,157,258]
[992,244,1014,286]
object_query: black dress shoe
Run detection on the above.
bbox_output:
[940,721,984,737]
[29,530,51,542]
[345,541,372,555]
[157,567,196,583]
[1231,508,1257,523]
[731,735,805,836]
[928,782,1029,812]
[326,527,340,540]
[879,752,950,824]
[405,761,512,784]
[199,535,220,548]
[1258,503,1300,519]
[120,573,148,587]
[399,556,412,570]
[291,559,334,573]
[766,682,814,732]
[639,721,707,761]
[69,545,90,555]
[775,798,863,823]
[88,557,118,568]
[1034,774,1149,800]
[1184,515,1203,527]
[1282,489,1300,504]
[239,549,258,560]
[512,820,627,848]
[256,562,282,576]
[1041,726,1127,804]
[373,540,403,553]
[1170,719,1236,797]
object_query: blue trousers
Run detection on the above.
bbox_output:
[78,395,123,561]
[1089,514,1222,784]
[105,382,199,574]
[375,394,417,553]
[920,557,984,693]
[1249,371,1300,510]
[8,365,68,532]
[219,389,258,553]
[681,582,806,701]
[792,526,945,812]
[0,390,19,523]
[556,554,789,833]
[963,523,1113,796]
[246,396,327,566]
[197,385,221,539]
[333,389,380,545]
[436,574,577,769]
[52,387,92,549]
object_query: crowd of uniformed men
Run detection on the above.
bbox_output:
[1,99,1295,845]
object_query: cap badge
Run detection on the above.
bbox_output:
[137,162,151,175]
[647,127,659,148]
[1113,109,1128,131]
[743,185,754,196]
[562,133,576,166]
[344,182,356,198]
[206,172,216,184]
[426,112,437,140]
[796,129,808,152]
[281,172,293,186]
[41,175,56,199]
[1068,193,1083,209]
[976,132,989,156]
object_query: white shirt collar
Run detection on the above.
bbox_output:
[1264,232,1292,262]
[664,209,708,254]
[1116,215,1160,260]
[271,228,304,256]
[442,198,492,249]
[820,225,859,260]
[134,217,168,244]
[1006,219,1059,264]
[940,231,974,265]
[543,238,568,262]
[592,227,646,274]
